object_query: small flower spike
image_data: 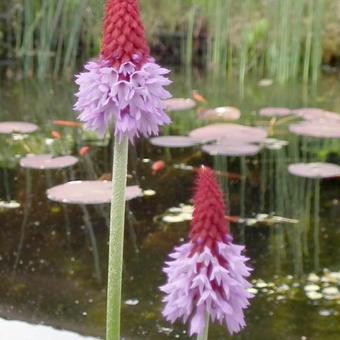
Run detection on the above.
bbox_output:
[161,167,253,336]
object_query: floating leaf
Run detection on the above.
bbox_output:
[289,121,340,138]
[163,98,196,112]
[202,143,261,157]
[190,123,267,143]
[20,154,78,170]
[47,181,142,205]
[259,107,292,117]
[0,122,38,134]
[198,106,241,121]
[150,136,198,148]
[288,163,340,179]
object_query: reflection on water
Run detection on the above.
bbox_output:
[0,72,339,339]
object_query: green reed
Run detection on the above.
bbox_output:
[3,0,329,82]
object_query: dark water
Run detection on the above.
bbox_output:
[0,71,339,339]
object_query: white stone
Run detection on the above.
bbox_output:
[0,318,99,340]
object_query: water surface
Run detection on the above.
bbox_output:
[0,72,339,339]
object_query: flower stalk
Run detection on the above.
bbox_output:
[197,314,210,340]
[74,2,172,338]
[106,134,129,340]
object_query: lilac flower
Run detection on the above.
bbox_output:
[74,60,172,142]
[160,167,253,336]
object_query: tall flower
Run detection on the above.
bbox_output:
[74,0,172,142]
[161,167,253,337]
[73,2,172,339]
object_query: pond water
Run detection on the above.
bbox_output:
[0,71,339,339]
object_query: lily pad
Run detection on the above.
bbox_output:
[150,136,198,148]
[304,284,320,292]
[124,299,139,306]
[163,98,196,112]
[289,121,340,138]
[47,181,142,205]
[198,106,241,121]
[307,273,320,283]
[259,107,292,117]
[322,287,339,296]
[292,108,340,122]
[161,204,194,223]
[288,163,340,179]
[0,122,38,134]
[143,189,156,197]
[20,154,78,170]
[306,291,323,300]
[0,201,21,209]
[258,79,273,87]
[264,138,289,150]
[202,143,261,157]
[189,123,267,143]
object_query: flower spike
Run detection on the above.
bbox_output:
[161,167,253,336]
[74,0,172,142]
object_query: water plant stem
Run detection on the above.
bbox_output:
[9,0,329,83]
[81,204,101,282]
[313,178,320,271]
[197,313,210,340]
[106,135,129,340]
[13,169,32,273]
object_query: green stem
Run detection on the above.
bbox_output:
[106,135,129,340]
[314,178,320,271]
[197,314,210,340]
[240,156,247,243]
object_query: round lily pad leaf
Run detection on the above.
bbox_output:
[20,154,78,170]
[198,106,241,121]
[47,181,143,205]
[288,163,340,179]
[189,123,267,143]
[202,143,261,157]
[0,201,21,209]
[150,136,198,148]
[289,121,340,138]
[0,122,38,134]
[259,107,292,117]
[292,108,340,122]
[163,98,196,112]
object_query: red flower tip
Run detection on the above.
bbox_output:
[79,146,91,157]
[190,166,230,253]
[101,0,150,68]
[152,160,166,174]
[53,120,82,128]
[51,131,61,140]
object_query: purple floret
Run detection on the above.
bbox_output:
[160,241,253,336]
[74,59,172,142]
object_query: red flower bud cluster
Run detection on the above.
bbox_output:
[102,0,150,68]
[190,167,230,253]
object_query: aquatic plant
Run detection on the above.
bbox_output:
[198,106,241,122]
[20,154,78,170]
[288,162,340,271]
[189,123,267,144]
[0,122,38,134]
[73,0,172,339]
[289,121,340,139]
[161,166,253,338]
[47,181,143,205]
[150,136,198,148]
[163,98,197,112]
[3,0,333,83]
